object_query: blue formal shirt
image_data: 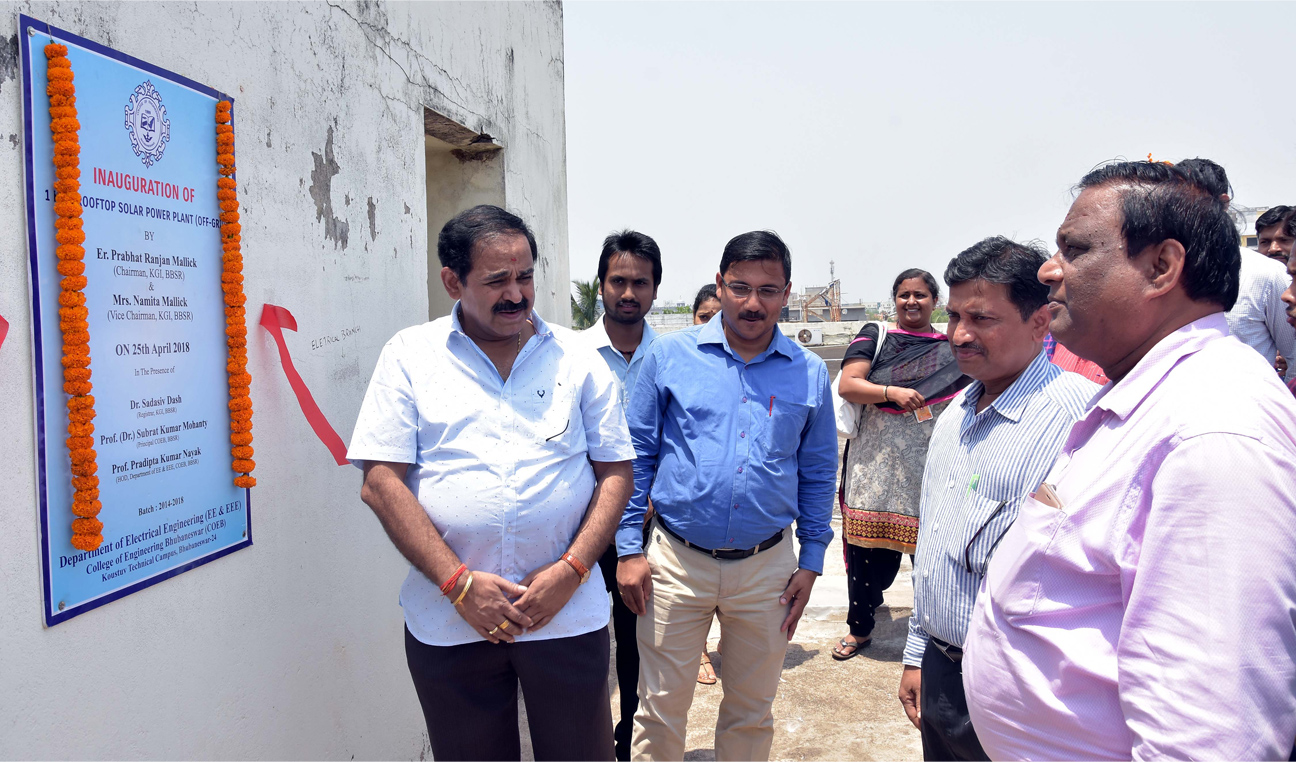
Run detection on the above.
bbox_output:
[619,316,838,573]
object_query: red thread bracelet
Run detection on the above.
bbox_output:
[440,563,468,596]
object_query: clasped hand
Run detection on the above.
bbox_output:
[452,563,580,643]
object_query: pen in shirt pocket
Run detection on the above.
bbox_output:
[768,395,775,417]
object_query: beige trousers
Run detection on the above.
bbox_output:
[631,522,798,762]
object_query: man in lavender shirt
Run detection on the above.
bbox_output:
[963,160,1296,760]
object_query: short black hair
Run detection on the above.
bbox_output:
[692,284,718,316]
[944,236,1050,320]
[719,231,791,282]
[1175,157,1232,200]
[597,230,662,287]
[1256,205,1296,238]
[1077,161,1240,310]
[891,268,940,303]
[437,205,538,280]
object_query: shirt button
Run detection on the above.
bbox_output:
[738,467,743,473]
[740,431,746,438]
[933,524,939,533]
[507,525,515,533]
[733,503,739,509]
[923,570,929,578]
[742,396,748,403]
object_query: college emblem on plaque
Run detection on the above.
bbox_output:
[123,80,171,167]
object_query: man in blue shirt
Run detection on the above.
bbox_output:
[581,229,661,761]
[617,231,837,761]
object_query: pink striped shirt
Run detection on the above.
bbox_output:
[964,313,1296,760]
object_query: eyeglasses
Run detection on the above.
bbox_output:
[963,500,1010,575]
[721,280,788,301]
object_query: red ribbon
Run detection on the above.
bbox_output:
[259,304,349,466]
[0,314,8,352]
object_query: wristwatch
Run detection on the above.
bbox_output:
[561,552,591,583]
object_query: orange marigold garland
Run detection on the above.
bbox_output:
[216,101,256,488]
[46,43,103,551]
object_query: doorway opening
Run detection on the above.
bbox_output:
[424,107,505,321]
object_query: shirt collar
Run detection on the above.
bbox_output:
[696,314,796,362]
[449,301,551,340]
[582,316,657,356]
[1094,312,1227,420]
[583,314,613,350]
[960,350,1054,423]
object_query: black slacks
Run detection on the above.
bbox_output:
[404,625,614,761]
[599,544,640,761]
[919,639,989,762]
[845,544,903,638]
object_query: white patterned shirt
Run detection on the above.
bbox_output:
[1226,246,1295,381]
[347,306,635,646]
[902,351,1096,665]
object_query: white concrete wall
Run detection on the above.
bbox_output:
[0,1,567,758]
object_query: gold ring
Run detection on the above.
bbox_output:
[488,626,500,635]
[498,620,511,631]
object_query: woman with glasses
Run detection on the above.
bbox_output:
[831,269,970,660]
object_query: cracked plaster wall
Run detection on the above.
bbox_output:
[0,1,568,758]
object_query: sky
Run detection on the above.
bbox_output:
[563,1,1296,304]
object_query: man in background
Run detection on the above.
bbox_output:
[1178,159,1295,380]
[1256,205,1295,264]
[583,229,662,761]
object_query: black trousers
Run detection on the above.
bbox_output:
[599,544,640,761]
[404,625,614,761]
[845,544,903,638]
[919,639,989,762]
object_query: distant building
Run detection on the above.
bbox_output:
[1234,204,1269,250]
[784,300,889,322]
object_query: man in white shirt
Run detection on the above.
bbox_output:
[349,205,635,761]
[1178,159,1295,380]
[581,229,661,761]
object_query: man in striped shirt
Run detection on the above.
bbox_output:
[896,237,1097,760]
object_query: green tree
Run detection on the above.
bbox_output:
[931,307,949,323]
[571,278,600,329]
[664,304,692,315]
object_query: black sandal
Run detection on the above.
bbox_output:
[831,637,871,660]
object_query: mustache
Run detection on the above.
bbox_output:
[493,298,529,314]
[617,299,640,309]
[739,310,766,321]
[953,341,985,353]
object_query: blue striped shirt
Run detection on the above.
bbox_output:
[902,351,1097,666]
